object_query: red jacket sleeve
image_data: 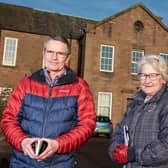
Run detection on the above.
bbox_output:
[1,77,28,151]
[56,78,96,153]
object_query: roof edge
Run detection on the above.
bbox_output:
[87,3,168,32]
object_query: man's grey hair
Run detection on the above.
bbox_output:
[43,35,71,55]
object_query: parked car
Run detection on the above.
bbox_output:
[94,116,113,138]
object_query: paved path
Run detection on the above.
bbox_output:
[0,136,12,167]
[0,136,12,159]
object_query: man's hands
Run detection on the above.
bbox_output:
[37,138,59,161]
[21,137,37,159]
[21,138,59,161]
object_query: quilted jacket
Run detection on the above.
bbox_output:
[1,68,96,168]
[108,84,168,168]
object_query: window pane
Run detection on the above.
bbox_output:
[100,45,114,72]
[131,50,144,74]
[98,92,112,117]
[0,87,13,107]
[160,53,168,64]
[3,37,18,66]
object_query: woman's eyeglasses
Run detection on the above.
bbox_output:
[138,73,160,81]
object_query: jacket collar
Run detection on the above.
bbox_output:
[134,84,167,104]
[29,68,77,86]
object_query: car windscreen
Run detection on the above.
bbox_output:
[96,116,110,122]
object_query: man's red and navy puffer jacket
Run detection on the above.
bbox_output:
[1,68,96,168]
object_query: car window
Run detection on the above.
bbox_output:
[97,116,110,122]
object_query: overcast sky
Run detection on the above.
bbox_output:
[0,0,168,26]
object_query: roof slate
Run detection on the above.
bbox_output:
[0,3,97,39]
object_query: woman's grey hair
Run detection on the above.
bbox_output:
[43,35,71,55]
[137,55,168,82]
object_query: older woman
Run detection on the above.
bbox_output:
[108,55,168,168]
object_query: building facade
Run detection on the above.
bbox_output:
[0,2,168,126]
[83,4,168,125]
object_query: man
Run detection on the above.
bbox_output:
[1,35,96,168]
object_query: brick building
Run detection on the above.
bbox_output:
[83,3,168,125]
[0,2,168,126]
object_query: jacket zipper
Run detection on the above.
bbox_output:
[41,85,52,137]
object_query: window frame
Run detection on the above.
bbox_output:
[0,87,13,107]
[97,92,112,118]
[131,50,144,75]
[160,53,168,63]
[2,37,18,66]
[100,44,114,72]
